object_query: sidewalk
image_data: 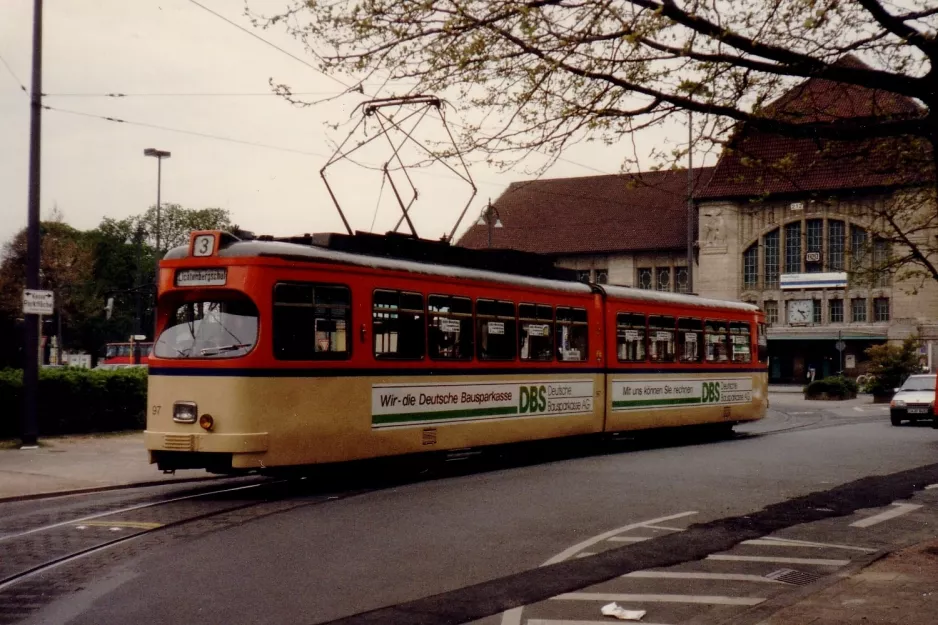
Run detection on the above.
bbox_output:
[760,538,938,625]
[0,431,212,500]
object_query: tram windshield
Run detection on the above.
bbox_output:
[155,296,259,359]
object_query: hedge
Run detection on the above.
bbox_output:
[0,367,147,439]
[804,375,858,399]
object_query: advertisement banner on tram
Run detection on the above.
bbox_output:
[611,378,752,411]
[371,380,595,428]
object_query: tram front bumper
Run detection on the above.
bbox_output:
[144,431,269,454]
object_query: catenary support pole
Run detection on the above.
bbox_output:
[21,0,43,448]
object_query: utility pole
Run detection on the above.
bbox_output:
[21,0,43,449]
[686,110,695,295]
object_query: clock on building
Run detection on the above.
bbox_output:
[787,299,813,324]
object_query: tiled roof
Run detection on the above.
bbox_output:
[458,168,713,254]
[699,55,927,200]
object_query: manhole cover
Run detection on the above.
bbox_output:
[765,568,823,586]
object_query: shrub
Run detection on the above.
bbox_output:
[865,336,921,396]
[805,375,858,399]
[0,367,147,439]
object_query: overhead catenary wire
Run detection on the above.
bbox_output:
[186,0,355,93]
[0,51,28,95]
[42,105,331,158]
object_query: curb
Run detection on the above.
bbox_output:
[0,475,226,504]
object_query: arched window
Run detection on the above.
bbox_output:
[828,220,845,271]
[764,230,780,288]
[743,245,758,288]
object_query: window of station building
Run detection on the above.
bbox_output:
[556,307,588,362]
[743,246,758,289]
[785,222,802,273]
[616,312,646,362]
[705,320,730,362]
[594,269,609,285]
[806,219,823,273]
[763,300,779,325]
[678,318,702,362]
[675,267,690,293]
[648,315,676,362]
[637,267,653,289]
[829,298,844,323]
[873,239,891,287]
[851,297,868,323]
[813,299,822,324]
[729,322,752,363]
[576,270,591,284]
[477,299,517,360]
[519,303,554,361]
[874,297,890,322]
[373,290,425,359]
[273,283,350,360]
[428,294,473,360]
[851,226,868,270]
[656,267,671,291]
[828,220,845,271]
[764,230,780,289]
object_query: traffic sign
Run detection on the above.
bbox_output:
[835,340,846,351]
[22,289,54,315]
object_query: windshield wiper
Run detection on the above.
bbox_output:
[199,343,251,357]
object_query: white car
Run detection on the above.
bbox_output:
[889,374,936,426]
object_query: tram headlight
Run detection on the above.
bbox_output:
[173,401,198,423]
[199,414,215,431]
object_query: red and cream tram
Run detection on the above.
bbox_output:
[146,231,767,473]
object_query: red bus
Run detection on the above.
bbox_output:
[101,341,153,366]
[145,231,768,473]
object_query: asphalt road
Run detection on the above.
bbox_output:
[9,393,938,625]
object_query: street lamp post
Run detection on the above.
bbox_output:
[143,148,171,254]
[477,200,503,248]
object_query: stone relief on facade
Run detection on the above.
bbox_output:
[701,207,727,252]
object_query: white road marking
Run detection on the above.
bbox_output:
[575,552,596,559]
[925,484,938,490]
[708,555,849,566]
[542,511,698,566]
[624,571,785,584]
[641,525,685,532]
[607,536,655,543]
[0,481,270,543]
[554,593,765,606]
[742,537,875,552]
[500,511,698,625]
[527,620,674,625]
[850,503,922,528]
[853,407,864,412]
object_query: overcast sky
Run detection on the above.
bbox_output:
[0,0,694,251]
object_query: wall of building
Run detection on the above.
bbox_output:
[699,192,938,379]
[556,251,696,291]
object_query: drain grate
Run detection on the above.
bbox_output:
[765,568,824,586]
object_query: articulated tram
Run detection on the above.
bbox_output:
[146,231,767,473]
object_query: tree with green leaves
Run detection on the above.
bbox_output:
[865,335,923,396]
[254,0,938,284]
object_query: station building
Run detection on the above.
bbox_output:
[459,61,938,383]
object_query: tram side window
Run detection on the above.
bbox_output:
[730,322,752,363]
[477,299,517,360]
[373,290,425,359]
[705,320,730,362]
[678,318,703,363]
[648,315,676,362]
[519,303,554,361]
[556,307,588,362]
[273,283,350,360]
[616,313,646,362]
[428,294,473,360]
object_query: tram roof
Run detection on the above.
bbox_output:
[166,238,758,312]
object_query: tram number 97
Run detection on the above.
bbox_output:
[702,382,722,404]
